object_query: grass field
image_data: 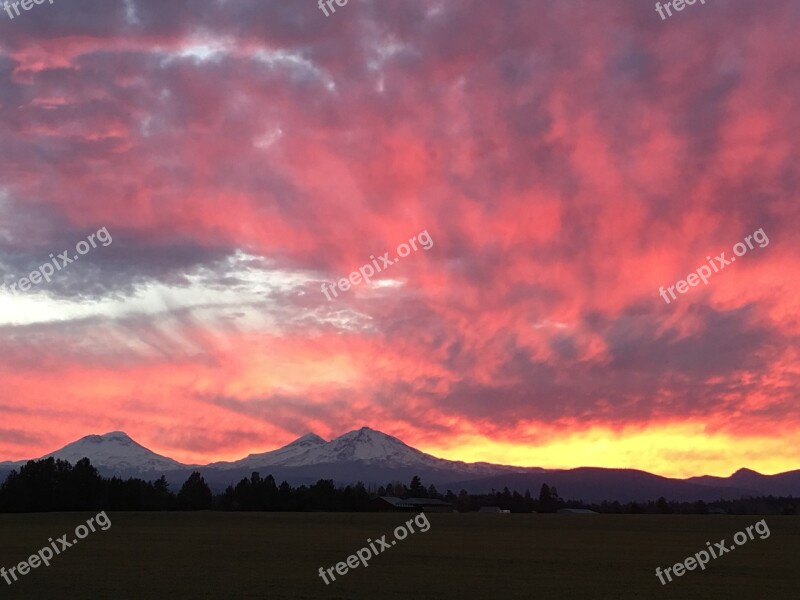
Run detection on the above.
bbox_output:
[0,512,798,599]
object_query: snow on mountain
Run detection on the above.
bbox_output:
[210,427,527,476]
[285,427,443,468]
[211,432,327,470]
[1,428,529,478]
[3,431,186,473]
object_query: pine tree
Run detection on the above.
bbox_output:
[177,472,212,510]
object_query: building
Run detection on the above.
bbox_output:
[478,506,510,513]
[370,496,454,513]
[370,497,415,512]
[406,498,455,513]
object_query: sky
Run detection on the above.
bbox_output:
[0,0,798,478]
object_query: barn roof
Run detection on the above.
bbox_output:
[378,496,415,508]
[406,498,452,506]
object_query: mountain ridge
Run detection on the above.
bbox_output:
[2,429,799,501]
[205,427,532,477]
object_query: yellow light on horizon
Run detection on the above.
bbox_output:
[418,423,799,479]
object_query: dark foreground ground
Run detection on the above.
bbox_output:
[0,512,797,599]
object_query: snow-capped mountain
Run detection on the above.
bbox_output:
[210,432,327,470]
[210,427,528,477]
[0,428,531,482]
[0,431,186,473]
[311,427,440,467]
[4,429,800,500]
[277,427,459,468]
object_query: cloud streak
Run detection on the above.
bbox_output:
[0,0,798,477]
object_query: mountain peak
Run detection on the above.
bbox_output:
[216,426,437,470]
[320,427,430,464]
[293,432,326,444]
[731,468,763,477]
[76,431,135,445]
[43,431,183,472]
[219,432,327,469]
[100,431,134,441]
[340,427,394,439]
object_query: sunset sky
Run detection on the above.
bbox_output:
[1,0,798,478]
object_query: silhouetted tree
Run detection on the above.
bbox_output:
[456,489,471,512]
[656,496,672,514]
[524,489,535,512]
[409,476,425,497]
[177,472,212,510]
[539,484,556,512]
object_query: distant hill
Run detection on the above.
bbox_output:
[444,467,759,502]
[686,468,800,497]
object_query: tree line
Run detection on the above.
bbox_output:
[0,458,371,512]
[0,458,796,515]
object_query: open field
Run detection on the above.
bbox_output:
[0,512,797,599]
